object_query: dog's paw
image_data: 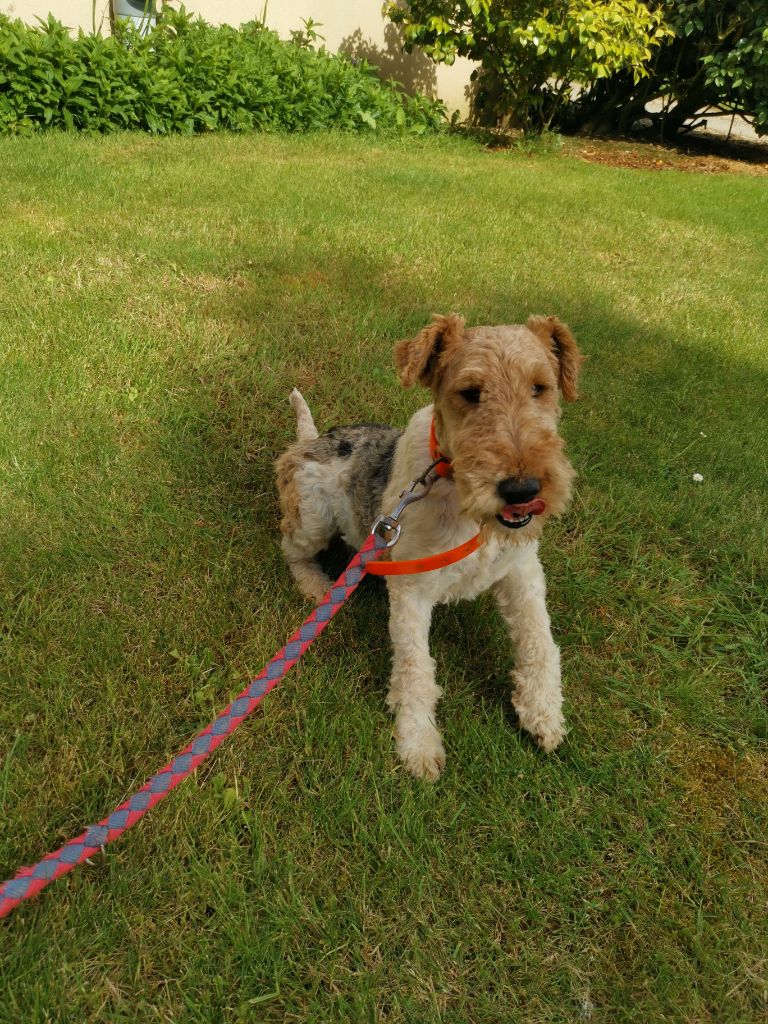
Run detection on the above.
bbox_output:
[511,671,566,753]
[531,717,567,753]
[513,699,567,753]
[395,721,446,781]
[294,575,332,604]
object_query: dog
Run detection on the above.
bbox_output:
[275,314,583,779]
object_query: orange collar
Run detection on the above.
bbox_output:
[368,423,483,575]
[429,418,453,478]
[367,531,482,575]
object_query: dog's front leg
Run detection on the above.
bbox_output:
[386,582,444,780]
[492,550,566,752]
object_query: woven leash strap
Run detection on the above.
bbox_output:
[0,532,387,921]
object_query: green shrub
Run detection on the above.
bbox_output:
[0,8,446,135]
[386,0,670,135]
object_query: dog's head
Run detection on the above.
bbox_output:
[394,314,583,537]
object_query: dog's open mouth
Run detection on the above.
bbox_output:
[496,498,546,530]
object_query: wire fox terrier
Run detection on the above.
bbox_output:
[276,314,583,779]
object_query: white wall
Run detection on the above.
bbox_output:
[0,0,474,116]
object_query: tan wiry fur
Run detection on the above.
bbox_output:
[276,315,583,779]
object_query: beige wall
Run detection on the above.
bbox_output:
[0,0,473,115]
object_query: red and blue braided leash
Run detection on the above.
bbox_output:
[0,532,388,920]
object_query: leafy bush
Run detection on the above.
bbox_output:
[387,0,768,138]
[0,8,446,135]
[386,0,670,134]
[571,1,768,138]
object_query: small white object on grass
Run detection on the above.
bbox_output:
[693,473,704,483]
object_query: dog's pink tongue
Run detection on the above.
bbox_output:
[502,498,546,518]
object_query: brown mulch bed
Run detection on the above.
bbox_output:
[479,126,768,175]
[563,135,768,176]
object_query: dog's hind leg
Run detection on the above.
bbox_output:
[277,475,337,603]
[275,447,337,603]
[281,533,334,604]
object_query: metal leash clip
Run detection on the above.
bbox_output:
[370,458,447,548]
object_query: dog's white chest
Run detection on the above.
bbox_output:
[448,539,525,600]
[403,535,534,604]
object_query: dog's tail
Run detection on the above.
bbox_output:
[289,388,319,443]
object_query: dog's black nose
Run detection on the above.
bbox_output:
[497,477,540,504]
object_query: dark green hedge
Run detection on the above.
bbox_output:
[0,9,445,135]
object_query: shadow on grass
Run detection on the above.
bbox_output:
[137,249,765,744]
[13,241,760,745]
[197,239,766,562]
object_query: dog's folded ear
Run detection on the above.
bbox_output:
[526,315,584,401]
[394,314,465,389]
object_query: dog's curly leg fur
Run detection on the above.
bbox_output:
[492,550,566,753]
[386,585,445,781]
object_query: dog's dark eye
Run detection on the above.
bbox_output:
[460,387,481,404]
[532,384,546,397]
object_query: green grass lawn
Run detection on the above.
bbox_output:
[0,132,766,1023]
